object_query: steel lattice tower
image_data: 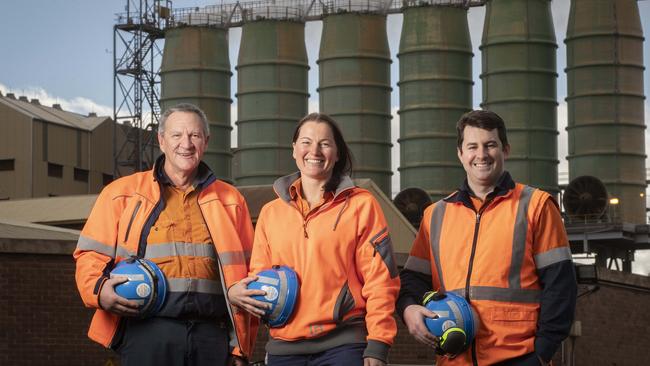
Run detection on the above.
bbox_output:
[113,0,171,177]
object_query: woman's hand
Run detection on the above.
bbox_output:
[227,276,272,317]
[364,357,386,366]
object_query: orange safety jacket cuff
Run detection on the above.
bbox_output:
[363,339,390,363]
[94,276,109,309]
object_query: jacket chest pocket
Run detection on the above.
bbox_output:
[118,199,143,247]
[147,214,176,244]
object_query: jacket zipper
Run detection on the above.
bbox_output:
[465,210,480,301]
[303,220,309,238]
[123,200,142,244]
[465,199,493,366]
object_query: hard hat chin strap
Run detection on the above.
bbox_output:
[138,258,160,318]
[438,327,467,358]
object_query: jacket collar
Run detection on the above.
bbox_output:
[444,171,515,208]
[273,172,355,204]
[153,154,216,191]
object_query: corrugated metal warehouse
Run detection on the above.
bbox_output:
[0,92,153,200]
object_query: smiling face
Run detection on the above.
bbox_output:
[457,125,510,194]
[292,120,339,183]
[158,111,209,178]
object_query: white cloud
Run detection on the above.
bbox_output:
[0,82,112,117]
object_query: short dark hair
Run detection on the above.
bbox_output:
[456,110,509,150]
[293,113,353,192]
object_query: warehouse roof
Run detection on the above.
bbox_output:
[0,93,110,131]
[0,219,79,255]
[0,194,98,228]
[0,218,80,241]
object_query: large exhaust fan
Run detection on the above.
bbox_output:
[563,175,608,221]
[393,187,433,230]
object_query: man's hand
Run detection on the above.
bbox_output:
[98,276,140,317]
[403,304,439,349]
[364,357,386,366]
[227,276,271,317]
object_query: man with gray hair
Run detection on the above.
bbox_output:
[74,103,258,365]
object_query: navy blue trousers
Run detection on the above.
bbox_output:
[115,317,230,366]
[266,343,366,366]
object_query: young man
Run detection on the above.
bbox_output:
[397,110,576,365]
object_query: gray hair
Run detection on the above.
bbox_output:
[158,103,210,137]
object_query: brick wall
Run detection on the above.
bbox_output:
[568,270,650,365]
[0,252,116,366]
[2,247,649,365]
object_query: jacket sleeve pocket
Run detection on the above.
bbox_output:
[370,228,399,278]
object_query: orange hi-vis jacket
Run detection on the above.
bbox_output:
[73,158,258,358]
[398,173,576,365]
[250,173,400,363]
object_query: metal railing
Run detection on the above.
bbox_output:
[164,0,487,28]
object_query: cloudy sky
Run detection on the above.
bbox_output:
[1,0,650,273]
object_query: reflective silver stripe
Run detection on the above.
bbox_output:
[535,246,573,269]
[432,310,450,318]
[404,256,432,275]
[144,243,249,265]
[447,299,463,329]
[111,273,145,281]
[219,250,250,266]
[167,278,223,294]
[429,201,447,290]
[116,246,134,259]
[257,275,280,286]
[144,242,217,260]
[77,236,135,258]
[76,236,114,257]
[270,269,288,320]
[450,286,541,303]
[510,185,534,289]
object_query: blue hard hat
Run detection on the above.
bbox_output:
[247,266,300,327]
[423,291,479,357]
[110,257,167,318]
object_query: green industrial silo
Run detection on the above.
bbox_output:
[161,26,233,182]
[398,4,473,201]
[481,0,559,194]
[235,19,309,186]
[565,0,646,223]
[318,12,392,195]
